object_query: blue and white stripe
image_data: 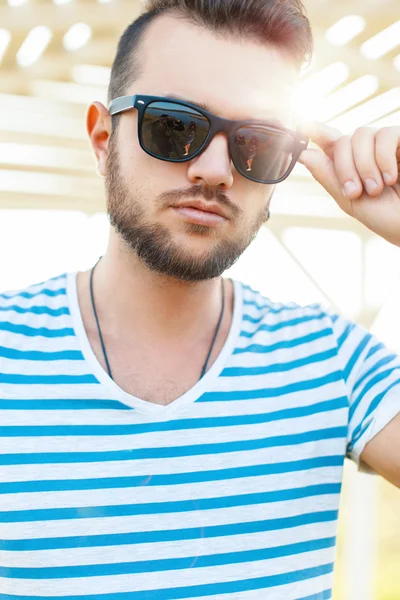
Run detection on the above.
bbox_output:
[0,272,398,599]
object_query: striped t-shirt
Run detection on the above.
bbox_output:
[0,271,399,600]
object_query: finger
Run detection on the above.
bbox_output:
[298,148,354,215]
[332,136,364,199]
[297,121,343,161]
[351,127,384,197]
[375,126,400,186]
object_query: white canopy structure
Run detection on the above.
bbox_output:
[0,3,399,597]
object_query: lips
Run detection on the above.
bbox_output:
[172,199,228,220]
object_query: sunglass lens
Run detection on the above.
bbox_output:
[141,101,210,161]
[231,126,295,182]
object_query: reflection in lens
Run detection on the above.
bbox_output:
[141,102,210,160]
[232,126,295,182]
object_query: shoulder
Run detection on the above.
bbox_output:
[0,272,70,346]
[239,280,333,331]
[237,280,381,365]
[0,272,69,309]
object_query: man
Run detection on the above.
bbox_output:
[0,0,399,598]
[184,121,198,156]
[246,136,259,172]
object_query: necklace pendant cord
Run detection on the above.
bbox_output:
[90,257,114,380]
[90,257,226,384]
[199,277,225,380]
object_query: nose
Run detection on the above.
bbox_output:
[186,133,234,190]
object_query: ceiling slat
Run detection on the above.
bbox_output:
[0,0,399,214]
[0,2,142,34]
[0,143,95,172]
[0,169,102,197]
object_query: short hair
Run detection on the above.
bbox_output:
[107,0,313,110]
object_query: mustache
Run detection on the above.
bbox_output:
[159,185,241,220]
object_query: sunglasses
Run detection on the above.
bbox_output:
[108,94,309,185]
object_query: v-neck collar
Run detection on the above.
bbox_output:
[66,271,243,418]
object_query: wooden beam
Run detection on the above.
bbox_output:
[310,32,400,90]
[0,1,142,34]
[29,79,108,106]
[305,0,400,23]
[0,93,86,118]
[2,0,399,35]
[0,131,90,151]
[0,110,87,140]
[0,143,95,173]
[0,191,106,213]
[0,169,103,198]
[0,38,116,90]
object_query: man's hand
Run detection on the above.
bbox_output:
[298,123,400,247]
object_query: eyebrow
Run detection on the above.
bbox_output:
[167,93,286,129]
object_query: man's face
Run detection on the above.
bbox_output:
[104,14,297,281]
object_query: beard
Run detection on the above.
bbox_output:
[105,138,270,282]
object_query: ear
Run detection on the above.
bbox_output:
[86,101,112,177]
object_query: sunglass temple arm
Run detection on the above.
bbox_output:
[108,95,137,116]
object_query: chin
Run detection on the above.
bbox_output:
[169,226,217,250]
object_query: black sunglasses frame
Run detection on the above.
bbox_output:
[108,94,309,185]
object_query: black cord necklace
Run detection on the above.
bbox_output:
[89,257,226,383]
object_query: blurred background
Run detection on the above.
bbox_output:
[0,0,399,598]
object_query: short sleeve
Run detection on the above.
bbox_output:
[328,312,400,473]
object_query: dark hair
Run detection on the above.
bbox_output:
[107,0,313,115]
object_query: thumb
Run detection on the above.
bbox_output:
[298,148,342,200]
[298,148,353,215]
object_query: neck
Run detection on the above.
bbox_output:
[78,234,234,344]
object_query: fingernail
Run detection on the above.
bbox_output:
[343,180,357,197]
[383,172,392,185]
[365,178,378,194]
